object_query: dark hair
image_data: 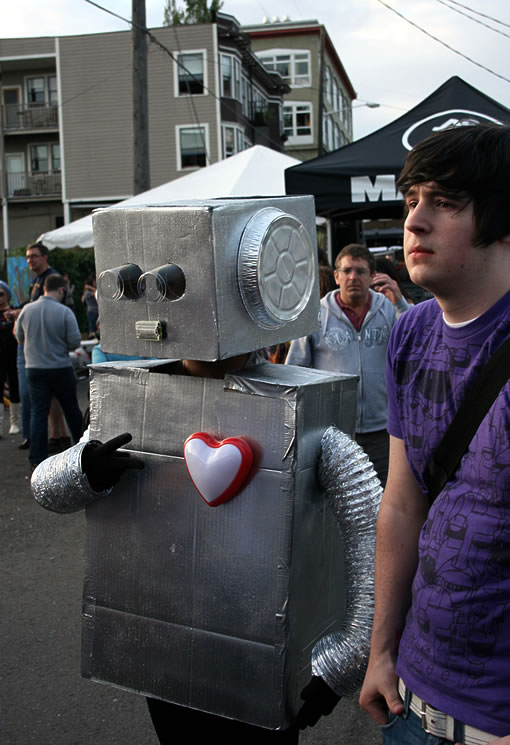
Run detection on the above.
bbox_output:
[397,124,510,246]
[45,274,66,292]
[27,241,49,257]
[375,257,398,281]
[335,243,375,274]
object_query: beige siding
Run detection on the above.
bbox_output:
[59,31,133,200]
[0,37,56,57]
[146,25,219,183]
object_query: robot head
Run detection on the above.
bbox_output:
[93,196,320,361]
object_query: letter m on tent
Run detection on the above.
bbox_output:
[351,175,400,203]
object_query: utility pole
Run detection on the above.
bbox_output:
[132,0,150,194]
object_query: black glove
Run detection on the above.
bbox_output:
[82,432,144,492]
[296,675,341,730]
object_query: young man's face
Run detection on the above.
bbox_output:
[334,256,373,307]
[403,181,480,296]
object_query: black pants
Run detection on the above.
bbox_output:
[355,429,390,488]
[147,698,300,745]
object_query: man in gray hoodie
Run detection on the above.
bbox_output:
[286,244,409,485]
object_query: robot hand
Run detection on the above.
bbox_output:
[82,433,144,492]
[296,675,341,730]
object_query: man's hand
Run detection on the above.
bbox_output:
[296,676,341,729]
[359,653,403,725]
[82,433,144,492]
[372,272,402,305]
[479,737,510,745]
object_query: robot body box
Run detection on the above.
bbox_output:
[82,360,357,729]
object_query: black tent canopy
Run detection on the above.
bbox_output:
[285,77,510,220]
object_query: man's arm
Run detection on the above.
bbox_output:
[359,435,429,724]
[65,309,82,350]
[14,309,25,345]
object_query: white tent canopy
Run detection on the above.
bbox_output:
[38,146,300,250]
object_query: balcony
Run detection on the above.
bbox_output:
[7,171,61,199]
[3,103,58,131]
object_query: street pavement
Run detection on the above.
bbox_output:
[0,418,380,745]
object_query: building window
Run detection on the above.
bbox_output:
[30,143,60,173]
[257,50,311,87]
[223,126,235,158]
[241,76,249,117]
[177,125,208,169]
[342,91,352,134]
[175,51,206,95]
[220,53,241,100]
[30,144,49,172]
[283,102,313,145]
[221,124,248,158]
[48,76,58,105]
[26,78,45,104]
[51,143,61,171]
[251,86,268,120]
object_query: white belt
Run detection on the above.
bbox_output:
[398,679,496,745]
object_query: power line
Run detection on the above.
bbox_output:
[442,0,510,29]
[433,0,510,40]
[82,0,288,151]
[375,0,510,85]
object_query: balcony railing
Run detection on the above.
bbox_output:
[7,171,61,198]
[3,103,58,131]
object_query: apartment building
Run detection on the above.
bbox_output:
[244,18,356,162]
[0,13,288,251]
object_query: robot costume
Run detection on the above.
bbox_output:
[32,196,381,731]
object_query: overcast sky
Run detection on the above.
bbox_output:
[2,0,510,139]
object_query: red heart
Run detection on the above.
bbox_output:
[183,432,253,507]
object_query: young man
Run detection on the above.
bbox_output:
[15,274,83,467]
[286,244,409,485]
[360,124,510,744]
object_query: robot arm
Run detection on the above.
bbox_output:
[312,427,382,696]
[31,431,143,513]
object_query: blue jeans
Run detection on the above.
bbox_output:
[26,367,83,465]
[382,709,454,745]
[17,345,31,439]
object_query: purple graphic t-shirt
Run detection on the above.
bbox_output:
[386,291,510,737]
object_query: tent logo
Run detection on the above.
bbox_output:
[402,109,503,150]
[351,175,401,204]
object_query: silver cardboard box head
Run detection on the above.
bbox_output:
[93,196,320,360]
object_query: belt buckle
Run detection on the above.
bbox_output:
[420,700,432,734]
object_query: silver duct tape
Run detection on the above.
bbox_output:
[31,440,110,513]
[312,427,382,696]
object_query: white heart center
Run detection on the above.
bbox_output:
[184,439,243,503]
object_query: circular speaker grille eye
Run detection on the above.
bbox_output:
[238,208,315,328]
[97,264,142,300]
[137,264,185,303]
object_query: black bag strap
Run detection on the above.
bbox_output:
[425,336,510,503]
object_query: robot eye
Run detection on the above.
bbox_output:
[97,264,142,300]
[137,264,186,303]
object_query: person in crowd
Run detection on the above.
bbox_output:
[0,280,21,436]
[285,243,408,486]
[82,275,98,339]
[12,243,58,449]
[63,272,76,312]
[373,257,413,317]
[15,273,83,468]
[360,123,510,744]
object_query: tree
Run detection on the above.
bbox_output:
[163,0,223,25]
